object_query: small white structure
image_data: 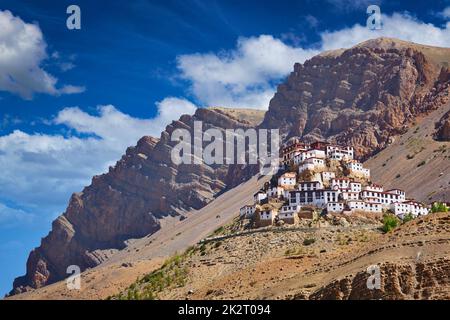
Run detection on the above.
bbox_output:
[361,189,406,208]
[331,178,352,190]
[341,191,360,201]
[278,172,297,188]
[258,209,278,226]
[348,200,366,212]
[293,149,326,165]
[267,186,285,199]
[347,161,370,178]
[298,181,323,191]
[289,190,326,207]
[327,202,344,213]
[240,205,255,218]
[326,145,354,160]
[278,205,301,224]
[281,142,307,166]
[364,202,382,213]
[349,182,362,193]
[390,201,429,218]
[386,189,406,202]
[324,190,340,203]
[322,171,336,183]
[298,157,325,172]
[364,184,384,193]
[254,191,267,204]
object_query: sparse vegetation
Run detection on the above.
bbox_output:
[433,145,447,153]
[303,238,316,246]
[113,252,190,300]
[395,174,401,179]
[402,213,414,224]
[417,160,426,167]
[431,202,449,213]
[212,226,225,236]
[406,154,415,160]
[284,246,307,256]
[382,214,400,233]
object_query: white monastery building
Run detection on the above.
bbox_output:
[245,140,430,227]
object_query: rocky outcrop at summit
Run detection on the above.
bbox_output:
[260,38,450,158]
[10,108,264,295]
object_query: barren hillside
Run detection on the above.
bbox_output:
[107,211,450,300]
[7,175,269,300]
[365,102,450,202]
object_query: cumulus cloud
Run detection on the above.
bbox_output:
[0,10,84,99]
[0,99,196,224]
[320,13,450,50]
[441,7,450,19]
[177,35,319,109]
[153,97,198,131]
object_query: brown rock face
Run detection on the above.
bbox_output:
[435,110,450,141]
[11,108,264,295]
[310,259,450,300]
[260,39,450,158]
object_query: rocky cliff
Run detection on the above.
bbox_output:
[10,108,264,295]
[435,110,450,141]
[260,38,450,158]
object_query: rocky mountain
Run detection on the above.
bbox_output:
[10,37,450,296]
[260,38,450,158]
[10,108,265,295]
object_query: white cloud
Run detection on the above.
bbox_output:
[153,97,198,131]
[0,204,33,227]
[177,35,319,109]
[0,99,196,224]
[59,85,86,95]
[441,7,450,19]
[320,13,450,50]
[176,12,450,111]
[0,10,84,99]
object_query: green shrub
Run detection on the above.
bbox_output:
[402,213,414,224]
[382,214,399,233]
[431,202,449,213]
[303,238,316,246]
[115,251,190,300]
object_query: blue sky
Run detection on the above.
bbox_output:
[0,0,449,296]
